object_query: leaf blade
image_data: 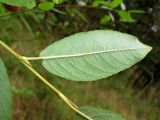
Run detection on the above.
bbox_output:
[0,0,36,8]
[0,58,12,120]
[100,15,111,24]
[74,106,128,120]
[92,0,122,8]
[38,2,55,11]
[40,30,152,81]
[117,10,135,23]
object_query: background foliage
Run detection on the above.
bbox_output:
[0,0,159,120]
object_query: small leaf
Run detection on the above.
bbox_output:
[74,106,128,120]
[0,58,12,120]
[108,0,123,8]
[117,10,135,23]
[38,2,55,11]
[0,0,36,8]
[92,0,122,8]
[40,30,152,81]
[117,10,145,23]
[52,0,59,4]
[100,15,111,24]
[52,0,64,4]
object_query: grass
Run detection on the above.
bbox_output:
[0,29,159,120]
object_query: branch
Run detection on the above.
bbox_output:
[0,40,93,120]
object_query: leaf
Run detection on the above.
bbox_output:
[107,0,122,8]
[40,30,152,81]
[117,10,145,23]
[74,106,128,120]
[0,58,12,120]
[0,3,5,13]
[0,0,36,8]
[92,0,122,8]
[38,2,55,11]
[52,0,64,4]
[52,0,59,4]
[100,15,111,24]
[117,10,135,23]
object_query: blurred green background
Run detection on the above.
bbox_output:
[0,0,160,120]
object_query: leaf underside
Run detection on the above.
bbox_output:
[0,58,12,120]
[40,30,152,81]
[74,106,128,120]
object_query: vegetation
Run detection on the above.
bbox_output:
[0,0,159,120]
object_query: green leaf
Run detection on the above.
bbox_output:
[0,3,5,13]
[38,2,55,11]
[117,10,135,23]
[52,0,59,4]
[40,30,152,81]
[0,0,36,8]
[100,15,111,24]
[92,0,122,8]
[74,106,128,120]
[0,58,12,120]
[117,10,145,23]
[52,0,64,4]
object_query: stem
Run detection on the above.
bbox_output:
[56,4,115,12]
[0,41,21,59]
[0,40,93,120]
